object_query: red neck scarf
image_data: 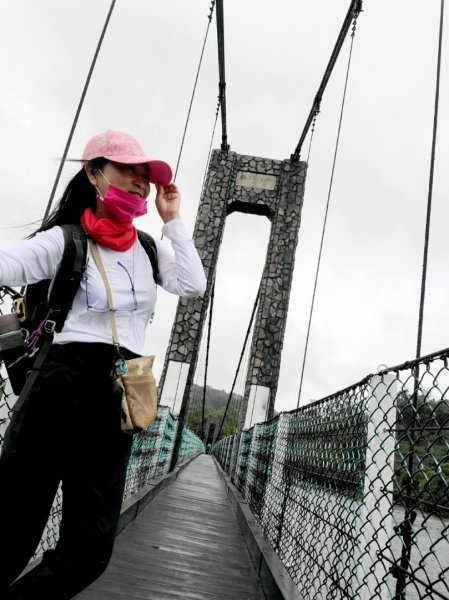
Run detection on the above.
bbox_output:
[80,208,137,251]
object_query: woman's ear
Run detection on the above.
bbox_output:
[84,164,98,187]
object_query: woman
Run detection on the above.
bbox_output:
[0,129,206,599]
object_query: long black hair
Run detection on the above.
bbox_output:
[32,157,108,235]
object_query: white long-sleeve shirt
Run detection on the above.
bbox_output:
[0,219,206,355]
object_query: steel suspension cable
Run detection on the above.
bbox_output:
[415,0,445,361]
[42,0,117,223]
[188,287,211,429]
[291,0,362,162]
[231,332,253,430]
[215,0,230,151]
[216,282,261,440]
[171,360,185,414]
[188,329,207,429]
[181,105,219,410]
[395,6,445,597]
[174,1,216,181]
[306,112,319,164]
[200,98,221,197]
[297,16,359,408]
[201,281,215,440]
[173,298,211,417]
[169,93,223,460]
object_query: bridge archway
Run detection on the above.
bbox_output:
[159,149,307,427]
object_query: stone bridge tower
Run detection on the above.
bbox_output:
[159,149,306,428]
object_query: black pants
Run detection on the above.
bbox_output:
[0,343,133,599]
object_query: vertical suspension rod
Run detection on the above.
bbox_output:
[394,3,445,598]
[291,0,362,162]
[415,0,445,361]
[202,281,215,441]
[216,0,230,151]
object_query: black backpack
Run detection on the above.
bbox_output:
[0,223,159,396]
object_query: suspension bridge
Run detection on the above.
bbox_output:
[1,0,448,598]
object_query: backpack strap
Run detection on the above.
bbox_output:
[8,333,53,420]
[25,226,154,334]
[137,230,160,285]
[47,223,88,332]
[7,226,156,410]
[7,224,88,411]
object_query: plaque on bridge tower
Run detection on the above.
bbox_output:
[235,171,277,191]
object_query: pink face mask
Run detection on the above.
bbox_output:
[96,171,148,222]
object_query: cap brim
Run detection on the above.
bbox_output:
[147,160,173,185]
[101,154,172,184]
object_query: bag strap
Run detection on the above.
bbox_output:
[88,239,120,352]
[137,230,160,284]
[47,223,88,332]
[11,334,53,416]
[7,225,88,411]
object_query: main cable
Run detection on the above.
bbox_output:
[216,0,230,151]
[42,0,117,223]
[291,0,362,161]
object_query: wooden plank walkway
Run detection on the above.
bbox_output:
[76,455,266,600]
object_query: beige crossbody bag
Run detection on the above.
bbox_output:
[89,239,158,434]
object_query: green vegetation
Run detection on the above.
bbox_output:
[186,384,243,440]
[394,392,449,512]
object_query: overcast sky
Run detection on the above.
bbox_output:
[0,0,448,413]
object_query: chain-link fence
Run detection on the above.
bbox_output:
[124,407,204,499]
[214,349,449,600]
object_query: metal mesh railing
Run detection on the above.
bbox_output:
[124,408,204,499]
[0,288,18,444]
[214,349,449,600]
[214,434,234,472]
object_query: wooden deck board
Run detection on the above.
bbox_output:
[76,455,266,600]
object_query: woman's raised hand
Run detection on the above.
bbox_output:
[155,183,181,223]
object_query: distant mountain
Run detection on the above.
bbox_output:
[190,383,243,411]
[187,384,279,440]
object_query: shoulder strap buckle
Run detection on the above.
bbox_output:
[44,319,57,334]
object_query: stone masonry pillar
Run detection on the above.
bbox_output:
[158,149,306,429]
[241,159,305,427]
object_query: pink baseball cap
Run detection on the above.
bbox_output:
[82,130,172,185]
